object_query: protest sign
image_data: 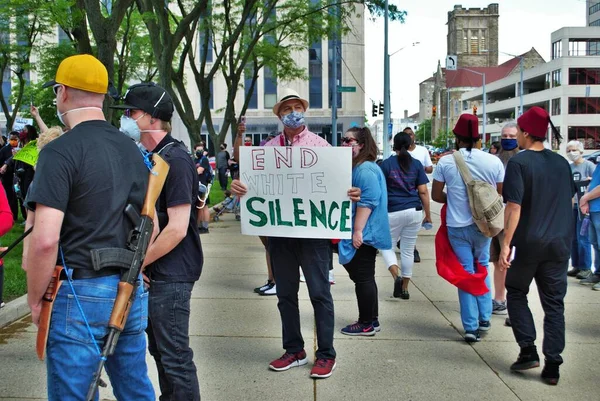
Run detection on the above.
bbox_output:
[12,117,33,132]
[239,146,352,239]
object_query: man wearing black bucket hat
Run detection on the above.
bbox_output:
[113,82,203,400]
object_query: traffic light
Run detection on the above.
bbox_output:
[379,102,384,115]
[473,105,478,115]
[432,106,436,117]
[372,103,377,117]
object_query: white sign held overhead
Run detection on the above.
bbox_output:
[446,55,457,71]
[238,146,352,239]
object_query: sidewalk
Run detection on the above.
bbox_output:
[0,206,598,400]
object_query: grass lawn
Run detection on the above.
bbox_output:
[2,221,26,302]
[1,177,232,303]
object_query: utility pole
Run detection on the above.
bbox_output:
[330,3,340,146]
[382,0,390,159]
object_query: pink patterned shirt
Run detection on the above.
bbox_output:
[264,126,330,147]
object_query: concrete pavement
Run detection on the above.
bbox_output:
[0,204,599,400]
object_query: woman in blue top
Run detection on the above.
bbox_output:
[379,132,432,299]
[338,127,391,336]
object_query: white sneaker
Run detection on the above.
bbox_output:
[300,268,306,282]
[329,270,335,285]
[0,302,5,308]
[260,284,277,296]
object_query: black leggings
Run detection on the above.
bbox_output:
[343,245,378,323]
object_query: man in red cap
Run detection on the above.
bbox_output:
[432,114,504,343]
[499,106,575,385]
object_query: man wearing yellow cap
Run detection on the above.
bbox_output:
[499,106,575,385]
[23,54,154,399]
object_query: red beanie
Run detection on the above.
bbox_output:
[517,106,550,139]
[453,114,479,139]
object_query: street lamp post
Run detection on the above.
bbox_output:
[382,0,390,159]
[382,42,419,158]
[461,68,486,140]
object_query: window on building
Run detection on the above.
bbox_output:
[479,34,485,54]
[470,36,479,54]
[552,41,562,59]
[545,73,551,89]
[208,79,213,110]
[552,127,560,151]
[552,69,562,87]
[462,100,468,111]
[568,97,600,114]
[568,40,600,56]
[591,19,600,27]
[309,40,323,109]
[244,68,258,109]
[568,126,600,149]
[569,68,600,85]
[551,98,561,115]
[328,39,342,109]
[454,99,459,116]
[264,67,277,109]
[199,4,213,63]
[590,3,600,14]
[463,31,468,53]
[1,67,11,113]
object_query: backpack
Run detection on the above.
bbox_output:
[453,151,504,238]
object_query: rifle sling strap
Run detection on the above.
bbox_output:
[90,248,135,272]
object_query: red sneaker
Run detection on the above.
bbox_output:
[310,358,336,379]
[268,350,308,371]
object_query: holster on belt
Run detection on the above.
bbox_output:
[90,248,135,272]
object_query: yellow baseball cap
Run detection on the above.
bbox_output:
[43,54,108,94]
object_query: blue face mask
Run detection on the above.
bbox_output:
[120,115,142,142]
[501,138,518,151]
[281,111,305,129]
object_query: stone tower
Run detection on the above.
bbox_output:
[447,3,499,68]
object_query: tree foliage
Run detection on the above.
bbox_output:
[415,118,431,144]
[432,129,452,149]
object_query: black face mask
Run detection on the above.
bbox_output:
[196,150,203,158]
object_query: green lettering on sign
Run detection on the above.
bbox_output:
[310,200,327,228]
[328,202,339,230]
[275,199,293,226]
[247,197,267,227]
[293,198,307,227]
[340,201,351,232]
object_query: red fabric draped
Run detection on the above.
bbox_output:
[435,204,489,296]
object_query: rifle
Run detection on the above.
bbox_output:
[85,153,170,401]
[0,226,32,259]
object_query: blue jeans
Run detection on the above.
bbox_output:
[586,212,600,276]
[447,224,492,332]
[46,274,154,401]
[571,208,592,270]
[146,280,200,401]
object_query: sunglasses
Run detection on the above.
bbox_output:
[52,84,62,96]
[341,137,358,144]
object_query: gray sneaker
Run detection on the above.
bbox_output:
[580,274,600,285]
[576,270,593,280]
[592,282,600,291]
[492,299,508,315]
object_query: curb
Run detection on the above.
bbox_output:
[0,294,29,329]
[1,201,228,330]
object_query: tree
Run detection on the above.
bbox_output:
[432,129,452,149]
[415,119,431,144]
[137,0,406,149]
[0,0,56,132]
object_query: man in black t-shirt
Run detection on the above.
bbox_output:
[24,54,154,400]
[499,107,575,386]
[112,82,202,401]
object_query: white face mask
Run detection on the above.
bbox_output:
[567,151,581,162]
[57,107,103,125]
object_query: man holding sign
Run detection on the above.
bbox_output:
[231,88,359,379]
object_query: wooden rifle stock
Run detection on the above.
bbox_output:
[86,154,169,401]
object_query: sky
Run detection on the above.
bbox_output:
[362,0,588,122]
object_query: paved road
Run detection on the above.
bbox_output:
[0,204,598,400]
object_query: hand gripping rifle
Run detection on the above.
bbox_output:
[86,153,169,401]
